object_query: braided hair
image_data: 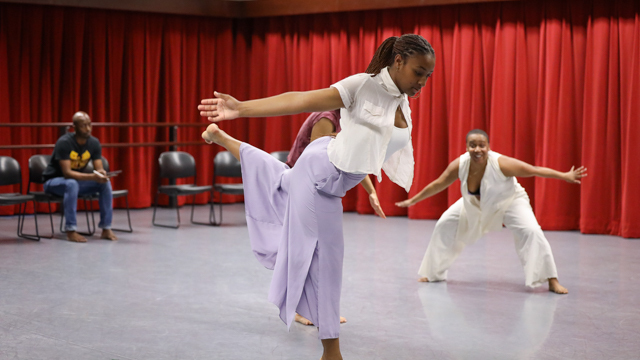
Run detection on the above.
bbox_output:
[365,34,435,75]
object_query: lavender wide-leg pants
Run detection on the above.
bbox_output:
[240,137,364,339]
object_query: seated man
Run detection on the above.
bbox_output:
[43,111,117,243]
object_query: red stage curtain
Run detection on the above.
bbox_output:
[0,1,638,237]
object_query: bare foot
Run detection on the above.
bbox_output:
[100,229,118,241]
[418,277,429,282]
[294,314,347,326]
[202,123,226,145]
[66,231,87,243]
[548,278,568,294]
[201,123,242,160]
[295,313,313,326]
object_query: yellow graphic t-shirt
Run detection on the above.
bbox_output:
[42,133,102,181]
[70,150,92,170]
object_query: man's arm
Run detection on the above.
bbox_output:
[93,159,107,177]
[60,160,107,183]
[396,158,460,207]
[498,156,587,184]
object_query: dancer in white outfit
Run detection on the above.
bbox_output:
[396,129,586,294]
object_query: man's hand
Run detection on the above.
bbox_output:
[92,172,109,183]
[369,193,386,219]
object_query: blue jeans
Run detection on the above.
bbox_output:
[44,177,113,232]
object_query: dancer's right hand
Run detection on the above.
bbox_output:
[198,91,240,122]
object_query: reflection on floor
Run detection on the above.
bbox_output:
[1,204,639,359]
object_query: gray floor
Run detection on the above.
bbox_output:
[1,205,639,360]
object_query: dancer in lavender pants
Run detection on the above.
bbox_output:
[199,34,436,360]
[288,110,387,327]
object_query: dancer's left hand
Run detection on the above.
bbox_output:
[369,193,386,219]
[199,91,240,122]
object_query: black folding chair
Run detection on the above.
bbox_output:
[0,156,40,241]
[210,151,244,226]
[152,151,213,228]
[270,151,290,164]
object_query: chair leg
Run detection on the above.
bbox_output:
[59,207,65,233]
[191,192,216,226]
[40,200,55,239]
[209,191,223,226]
[175,196,181,228]
[152,192,159,225]
[33,200,55,239]
[112,195,133,233]
[58,201,94,236]
[17,201,40,241]
[86,199,96,236]
[152,192,180,229]
[76,199,95,236]
[208,200,215,225]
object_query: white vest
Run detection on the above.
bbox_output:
[455,151,527,243]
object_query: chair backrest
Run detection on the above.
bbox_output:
[101,156,111,172]
[158,151,196,179]
[0,156,22,186]
[28,154,51,184]
[84,160,94,174]
[270,151,290,164]
[213,151,242,178]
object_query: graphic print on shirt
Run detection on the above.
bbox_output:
[70,150,91,170]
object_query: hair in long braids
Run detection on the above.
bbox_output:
[365,34,435,75]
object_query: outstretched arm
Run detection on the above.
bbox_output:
[199,88,344,122]
[498,156,587,184]
[396,159,460,208]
